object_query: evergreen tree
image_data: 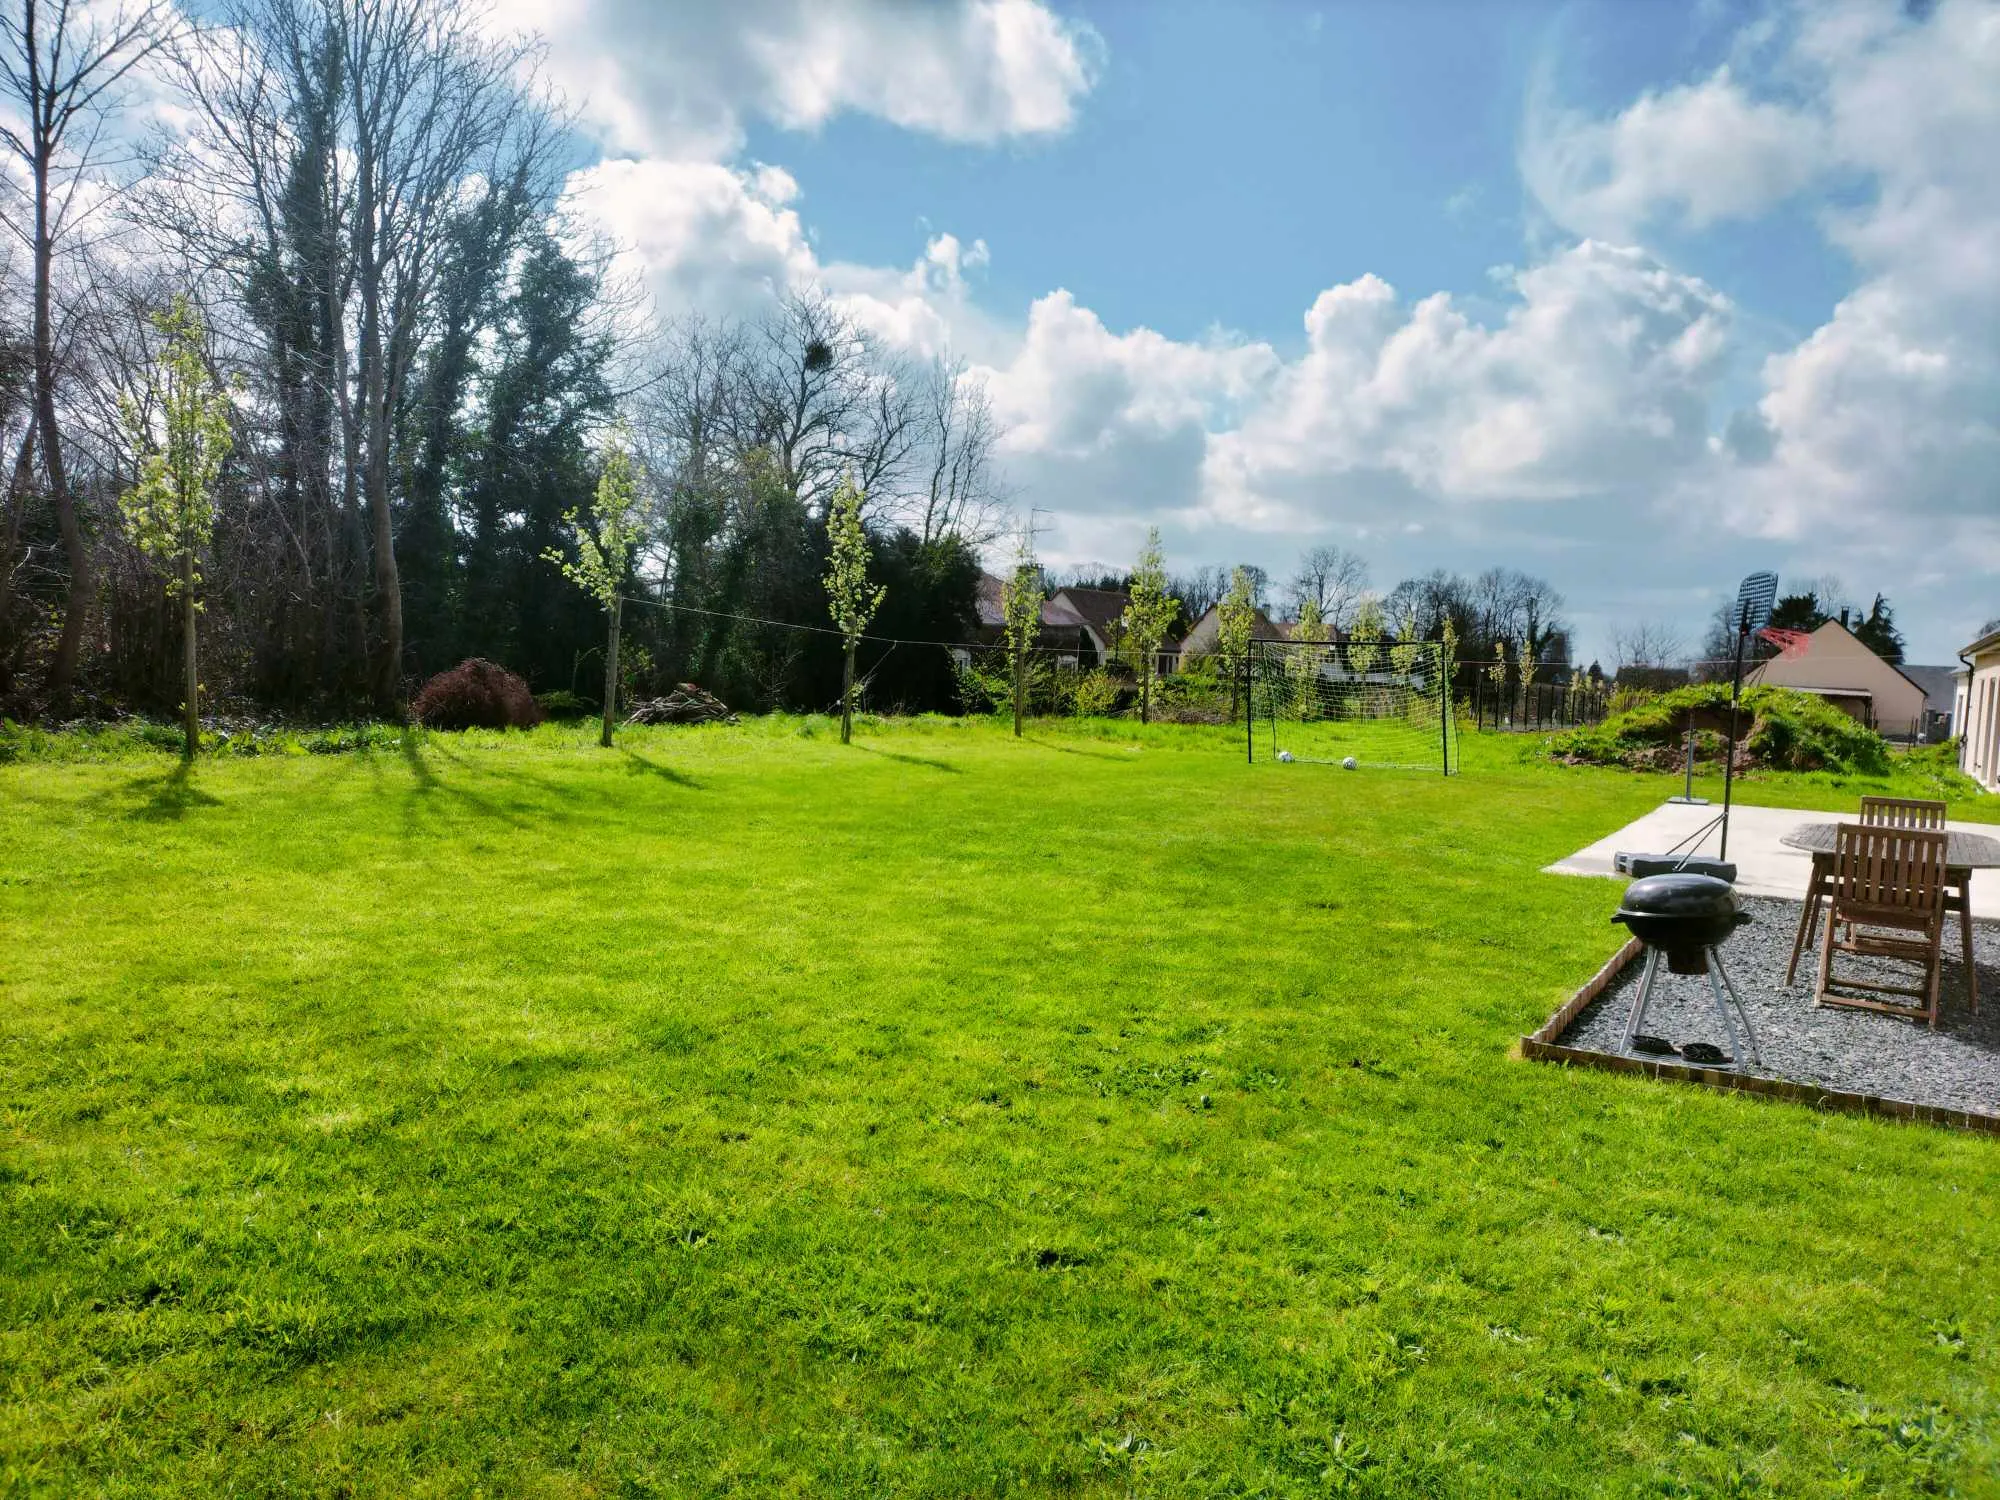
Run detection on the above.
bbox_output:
[462,234,616,687]
[1768,592,1829,633]
[1853,593,1904,664]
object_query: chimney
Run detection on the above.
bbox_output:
[1839,606,1850,629]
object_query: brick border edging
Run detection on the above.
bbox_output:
[1519,938,2000,1137]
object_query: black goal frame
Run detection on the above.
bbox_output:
[1244,638,1455,776]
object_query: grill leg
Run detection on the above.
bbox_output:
[1624,948,1664,1054]
[1700,951,1748,1070]
[1708,948,1760,1069]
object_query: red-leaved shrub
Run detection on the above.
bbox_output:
[411,659,544,731]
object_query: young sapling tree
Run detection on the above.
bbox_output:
[1119,527,1178,725]
[1344,596,1384,718]
[1001,534,1042,737]
[824,476,884,744]
[546,435,645,747]
[1289,595,1329,717]
[118,294,233,761]
[1217,564,1255,721]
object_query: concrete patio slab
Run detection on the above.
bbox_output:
[1545,800,2000,919]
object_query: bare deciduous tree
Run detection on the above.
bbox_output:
[1611,620,1686,670]
[741,289,878,520]
[0,0,172,708]
[1288,544,1368,631]
[905,353,1007,547]
[1169,564,1228,623]
[338,0,558,710]
[141,0,562,712]
[1516,574,1566,667]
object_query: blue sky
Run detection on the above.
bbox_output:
[749,2,1554,344]
[751,1,1856,380]
[536,0,2000,665]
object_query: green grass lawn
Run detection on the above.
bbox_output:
[3,718,1996,1496]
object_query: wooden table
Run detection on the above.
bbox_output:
[1780,822,2000,1006]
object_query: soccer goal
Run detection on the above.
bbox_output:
[1247,638,1456,774]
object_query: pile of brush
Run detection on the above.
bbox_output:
[625,684,739,726]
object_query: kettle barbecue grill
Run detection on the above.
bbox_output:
[1611,873,1761,1069]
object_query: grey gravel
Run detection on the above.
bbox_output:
[1556,895,2000,1121]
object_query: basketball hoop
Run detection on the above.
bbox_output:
[1756,626,1811,659]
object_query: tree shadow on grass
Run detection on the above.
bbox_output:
[398,726,438,792]
[122,761,222,821]
[849,744,964,775]
[1023,737,1130,762]
[393,729,535,833]
[619,748,703,788]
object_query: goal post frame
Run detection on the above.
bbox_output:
[1246,637,1456,776]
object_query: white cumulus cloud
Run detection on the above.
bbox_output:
[1528,0,2000,646]
[552,0,1998,656]
[1203,243,1733,525]
[1523,68,1825,241]
[489,0,1102,159]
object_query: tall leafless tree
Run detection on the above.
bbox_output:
[0,290,32,699]
[1169,564,1228,622]
[1610,620,1686,670]
[1288,544,1368,630]
[741,290,878,519]
[905,353,1006,547]
[337,0,556,710]
[1516,573,1567,665]
[0,0,172,708]
[142,0,560,712]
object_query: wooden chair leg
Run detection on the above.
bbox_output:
[1786,884,1822,986]
[1814,904,1836,1007]
[1961,903,1979,1014]
[1927,921,1944,1028]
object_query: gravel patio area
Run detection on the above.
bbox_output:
[1553,895,2000,1122]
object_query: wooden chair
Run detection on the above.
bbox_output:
[1786,798,1979,1012]
[1858,797,1977,1013]
[1859,795,1947,830]
[1814,824,1950,1026]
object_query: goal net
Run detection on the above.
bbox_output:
[1249,638,1456,773]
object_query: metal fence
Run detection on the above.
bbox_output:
[1468,678,1611,733]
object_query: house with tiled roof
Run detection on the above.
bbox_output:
[964,575,1096,669]
[1175,603,1296,671]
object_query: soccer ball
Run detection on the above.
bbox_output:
[1276,749,1294,763]
[1342,756,1358,771]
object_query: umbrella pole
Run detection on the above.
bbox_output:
[1720,607,1749,861]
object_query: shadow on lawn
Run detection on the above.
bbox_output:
[398,726,437,791]
[122,761,222,821]
[850,744,963,775]
[392,731,535,832]
[1024,737,1130,762]
[620,748,702,788]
